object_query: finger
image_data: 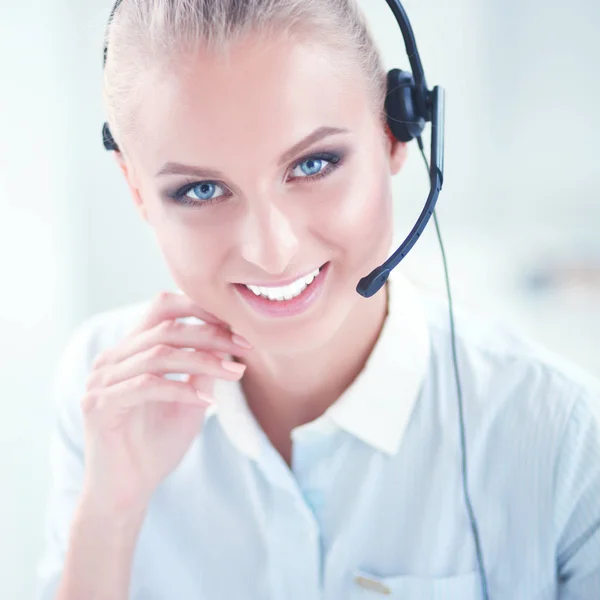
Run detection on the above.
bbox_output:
[89,345,247,389]
[188,372,215,398]
[81,375,215,414]
[127,291,227,338]
[105,320,251,366]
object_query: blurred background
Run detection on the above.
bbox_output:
[0,0,598,597]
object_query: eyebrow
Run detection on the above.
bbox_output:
[155,125,350,179]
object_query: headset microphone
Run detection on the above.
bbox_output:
[356,0,445,298]
[355,84,444,297]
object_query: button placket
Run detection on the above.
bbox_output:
[267,487,322,600]
[257,438,323,600]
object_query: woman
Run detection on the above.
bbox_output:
[37,1,600,599]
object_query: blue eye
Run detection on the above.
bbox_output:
[298,158,324,176]
[170,180,229,206]
[289,152,342,181]
[185,182,226,202]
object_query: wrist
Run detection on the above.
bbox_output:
[77,487,149,534]
[57,491,147,600]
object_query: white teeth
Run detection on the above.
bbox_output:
[245,267,321,302]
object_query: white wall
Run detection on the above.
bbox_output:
[0,0,598,598]
[0,1,75,595]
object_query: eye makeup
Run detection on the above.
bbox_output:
[163,145,349,208]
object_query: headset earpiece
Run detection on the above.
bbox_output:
[385,68,426,143]
[102,122,119,152]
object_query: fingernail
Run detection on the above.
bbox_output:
[221,360,247,375]
[196,391,216,404]
[231,334,253,349]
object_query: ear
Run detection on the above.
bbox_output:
[113,152,149,222]
[384,123,408,176]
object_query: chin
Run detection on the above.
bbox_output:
[246,312,347,355]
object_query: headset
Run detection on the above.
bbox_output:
[101,1,489,597]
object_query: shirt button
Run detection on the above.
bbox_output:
[354,575,392,595]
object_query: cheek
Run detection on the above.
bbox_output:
[150,210,226,295]
[321,163,393,264]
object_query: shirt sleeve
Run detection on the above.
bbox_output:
[33,317,104,600]
[555,385,600,599]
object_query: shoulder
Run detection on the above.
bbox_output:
[52,299,152,409]
[421,292,600,440]
[47,298,153,455]
[60,299,152,368]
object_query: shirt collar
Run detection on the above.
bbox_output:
[206,270,431,459]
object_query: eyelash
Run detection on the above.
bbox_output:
[169,150,345,207]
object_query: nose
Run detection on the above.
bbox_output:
[238,201,300,275]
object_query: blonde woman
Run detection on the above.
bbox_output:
[36,1,600,599]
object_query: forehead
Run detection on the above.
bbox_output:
[131,33,372,166]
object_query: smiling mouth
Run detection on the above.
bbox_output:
[233,262,330,317]
[241,265,324,302]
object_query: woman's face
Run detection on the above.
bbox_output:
[119,32,407,353]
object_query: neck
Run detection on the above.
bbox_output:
[239,283,389,463]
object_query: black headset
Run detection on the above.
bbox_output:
[101,3,489,597]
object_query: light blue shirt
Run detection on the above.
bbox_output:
[36,273,600,599]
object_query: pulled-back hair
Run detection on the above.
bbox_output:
[103,0,386,149]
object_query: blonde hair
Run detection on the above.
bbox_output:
[103,0,387,150]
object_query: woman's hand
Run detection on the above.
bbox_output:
[79,291,251,513]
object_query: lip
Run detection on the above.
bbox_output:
[233,262,330,318]
[235,264,326,288]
